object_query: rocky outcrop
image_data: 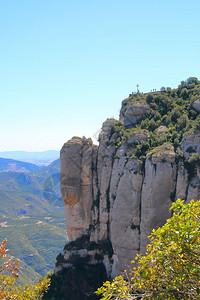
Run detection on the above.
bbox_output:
[120,100,150,127]
[127,129,150,144]
[192,99,200,113]
[60,137,94,240]
[110,158,143,277]
[182,130,200,160]
[59,99,200,282]
[140,144,176,254]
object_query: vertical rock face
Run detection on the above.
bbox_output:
[182,131,200,160]
[59,102,200,280]
[60,137,94,241]
[110,159,143,277]
[140,145,176,254]
[176,162,188,200]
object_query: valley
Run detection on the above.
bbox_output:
[0,156,67,285]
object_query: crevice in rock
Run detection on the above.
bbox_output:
[138,159,145,252]
[170,163,178,216]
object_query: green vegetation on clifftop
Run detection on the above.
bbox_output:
[107,77,200,170]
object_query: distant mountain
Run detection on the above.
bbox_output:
[0,159,62,215]
[0,171,51,215]
[0,157,40,173]
[0,158,66,283]
[0,150,60,166]
[33,158,60,179]
[33,159,62,208]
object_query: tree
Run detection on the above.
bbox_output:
[186,77,199,85]
[0,239,19,278]
[95,199,200,299]
[0,239,50,299]
[181,88,189,100]
[160,87,166,92]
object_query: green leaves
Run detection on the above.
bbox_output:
[0,239,50,299]
[96,199,200,299]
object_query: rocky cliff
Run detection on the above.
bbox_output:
[45,78,200,300]
[60,133,199,277]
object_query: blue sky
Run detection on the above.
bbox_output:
[0,0,200,151]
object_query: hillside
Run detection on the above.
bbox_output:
[0,212,67,281]
[0,157,40,173]
[33,159,62,208]
[0,158,66,285]
[45,77,200,299]
[0,159,62,215]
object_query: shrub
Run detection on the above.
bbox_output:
[0,239,50,299]
[181,88,189,100]
[184,153,200,180]
[146,94,154,103]
[171,107,181,122]
[96,199,200,300]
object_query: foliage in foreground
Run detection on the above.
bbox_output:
[96,199,200,299]
[0,274,50,300]
[0,239,50,299]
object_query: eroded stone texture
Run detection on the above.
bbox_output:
[120,101,150,127]
[182,130,200,160]
[186,177,200,203]
[60,137,94,241]
[140,146,176,254]
[98,145,115,241]
[60,102,200,280]
[192,99,200,113]
[176,162,188,200]
[111,159,143,277]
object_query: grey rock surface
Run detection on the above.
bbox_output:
[60,100,200,279]
[120,101,150,127]
[192,99,200,112]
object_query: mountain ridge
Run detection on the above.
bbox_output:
[0,150,59,166]
[44,77,200,299]
[0,157,40,173]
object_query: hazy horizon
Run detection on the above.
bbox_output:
[0,150,60,153]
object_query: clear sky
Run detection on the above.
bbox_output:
[1,0,200,151]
